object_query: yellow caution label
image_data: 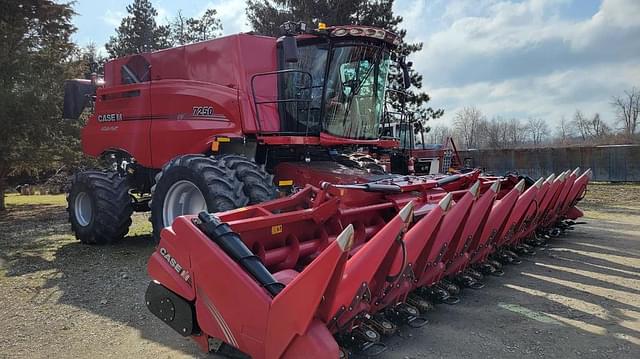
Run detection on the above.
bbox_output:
[217,137,231,142]
[278,180,294,186]
[271,224,283,235]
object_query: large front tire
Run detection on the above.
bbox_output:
[67,171,133,244]
[150,155,248,240]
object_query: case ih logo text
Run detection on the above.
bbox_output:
[159,247,191,283]
[97,113,124,122]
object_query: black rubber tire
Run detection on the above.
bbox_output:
[67,171,133,245]
[217,154,277,205]
[150,154,248,239]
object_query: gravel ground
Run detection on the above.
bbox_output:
[0,183,639,359]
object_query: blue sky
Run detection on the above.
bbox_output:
[71,0,640,130]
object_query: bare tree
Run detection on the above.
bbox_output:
[484,117,510,149]
[589,113,610,139]
[427,124,452,145]
[557,116,572,144]
[572,110,592,141]
[611,87,640,138]
[569,110,612,143]
[453,106,485,149]
[526,117,549,146]
[506,118,526,147]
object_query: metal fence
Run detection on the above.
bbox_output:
[459,144,640,182]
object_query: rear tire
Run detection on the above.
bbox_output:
[67,171,133,244]
[217,154,277,204]
[150,155,248,240]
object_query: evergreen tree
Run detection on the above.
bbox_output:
[171,9,223,46]
[246,0,360,36]
[187,9,223,43]
[246,0,443,127]
[81,42,107,77]
[170,10,191,45]
[105,0,171,58]
[0,0,81,210]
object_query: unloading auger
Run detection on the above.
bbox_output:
[145,168,591,358]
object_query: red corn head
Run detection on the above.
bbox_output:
[562,168,591,220]
[317,202,414,330]
[469,179,524,265]
[144,168,591,358]
[377,193,452,309]
[414,185,476,288]
[445,181,499,277]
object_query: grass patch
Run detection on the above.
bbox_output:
[130,213,153,238]
[2,193,153,238]
[5,193,67,206]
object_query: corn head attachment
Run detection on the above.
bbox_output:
[145,169,590,358]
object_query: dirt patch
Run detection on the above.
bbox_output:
[0,194,201,359]
[0,186,639,359]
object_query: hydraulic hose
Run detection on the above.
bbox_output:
[196,211,285,297]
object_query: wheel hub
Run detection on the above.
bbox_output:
[74,191,93,227]
[163,180,206,227]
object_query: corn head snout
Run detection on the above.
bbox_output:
[146,169,589,358]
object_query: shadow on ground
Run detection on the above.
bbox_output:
[383,217,640,359]
[0,200,204,358]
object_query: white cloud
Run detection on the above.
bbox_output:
[199,1,250,35]
[394,0,427,43]
[101,7,171,27]
[401,0,640,126]
[430,61,640,127]
[102,9,125,27]
[156,7,172,26]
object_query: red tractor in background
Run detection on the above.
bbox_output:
[375,111,463,175]
[64,22,415,243]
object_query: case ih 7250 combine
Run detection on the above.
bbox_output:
[64,22,590,358]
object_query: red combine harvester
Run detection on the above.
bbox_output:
[63,22,414,243]
[62,21,590,358]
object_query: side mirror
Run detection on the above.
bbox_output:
[63,79,97,120]
[399,58,412,89]
[281,36,299,63]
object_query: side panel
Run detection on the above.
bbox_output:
[236,35,280,133]
[82,83,152,165]
[149,80,242,168]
